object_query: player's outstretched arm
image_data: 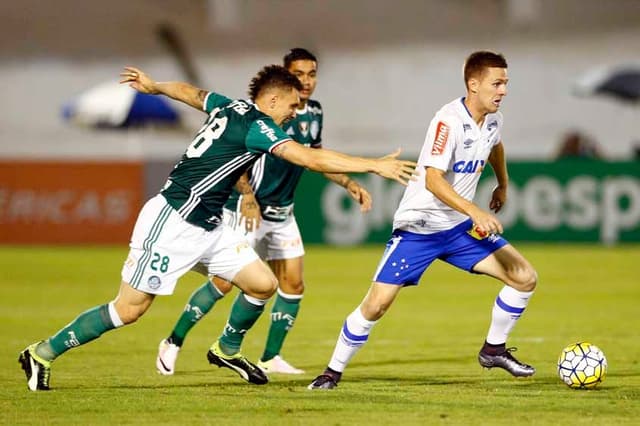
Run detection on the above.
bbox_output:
[119,66,207,111]
[322,172,372,212]
[272,142,417,186]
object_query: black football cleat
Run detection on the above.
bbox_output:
[207,341,268,385]
[307,369,342,390]
[478,347,535,377]
[19,343,52,391]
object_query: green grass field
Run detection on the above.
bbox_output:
[1,244,639,425]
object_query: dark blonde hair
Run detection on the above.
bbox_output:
[248,65,303,101]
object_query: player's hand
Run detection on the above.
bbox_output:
[239,193,261,233]
[120,66,157,94]
[375,148,418,186]
[469,207,503,235]
[489,185,507,213]
[346,180,372,212]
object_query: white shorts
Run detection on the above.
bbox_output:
[223,208,305,261]
[122,195,259,295]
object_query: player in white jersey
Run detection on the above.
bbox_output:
[309,51,538,390]
[393,98,503,234]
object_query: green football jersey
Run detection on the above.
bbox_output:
[161,92,292,230]
[225,100,323,222]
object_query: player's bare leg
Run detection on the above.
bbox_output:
[20,282,152,391]
[258,256,305,374]
[309,282,402,389]
[473,245,537,377]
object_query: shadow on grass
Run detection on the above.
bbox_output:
[348,355,471,369]
[54,375,628,397]
[89,374,554,392]
[71,360,638,393]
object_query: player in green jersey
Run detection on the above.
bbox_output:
[18,64,416,391]
[156,48,372,376]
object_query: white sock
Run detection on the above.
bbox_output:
[327,307,377,373]
[243,293,269,306]
[486,286,534,345]
[108,301,124,328]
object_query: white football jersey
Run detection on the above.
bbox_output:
[393,97,503,234]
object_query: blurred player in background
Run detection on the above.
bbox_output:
[308,51,538,390]
[156,48,372,376]
[18,64,416,391]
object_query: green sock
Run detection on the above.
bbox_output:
[169,281,224,347]
[218,293,266,355]
[261,292,301,362]
[36,304,116,362]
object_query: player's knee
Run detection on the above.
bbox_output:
[211,276,233,295]
[113,301,145,325]
[525,268,538,291]
[362,304,387,321]
[250,273,278,299]
[279,278,304,295]
[510,266,537,292]
[290,280,305,295]
[360,300,390,321]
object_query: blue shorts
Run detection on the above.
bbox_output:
[372,219,508,286]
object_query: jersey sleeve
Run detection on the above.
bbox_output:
[311,101,323,148]
[420,115,459,172]
[493,112,504,147]
[246,118,293,154]
[203,91,233,113]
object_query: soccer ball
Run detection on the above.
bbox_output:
[557,342,607,389]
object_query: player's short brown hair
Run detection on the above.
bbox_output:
[463,51,508,88]
[248,65,303,101]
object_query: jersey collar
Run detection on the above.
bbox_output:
[296,103,308,115]
[459,97,473,119]
[458,97,491,130]
[249,100,262,112]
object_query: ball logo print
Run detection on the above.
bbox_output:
[557,342,607,389]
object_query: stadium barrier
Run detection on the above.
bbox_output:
[2,159,637,244]
[294,160,640,245]
[0,161,143,244]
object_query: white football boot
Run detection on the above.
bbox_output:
[156,339,180,375]
[257,355,304,374]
